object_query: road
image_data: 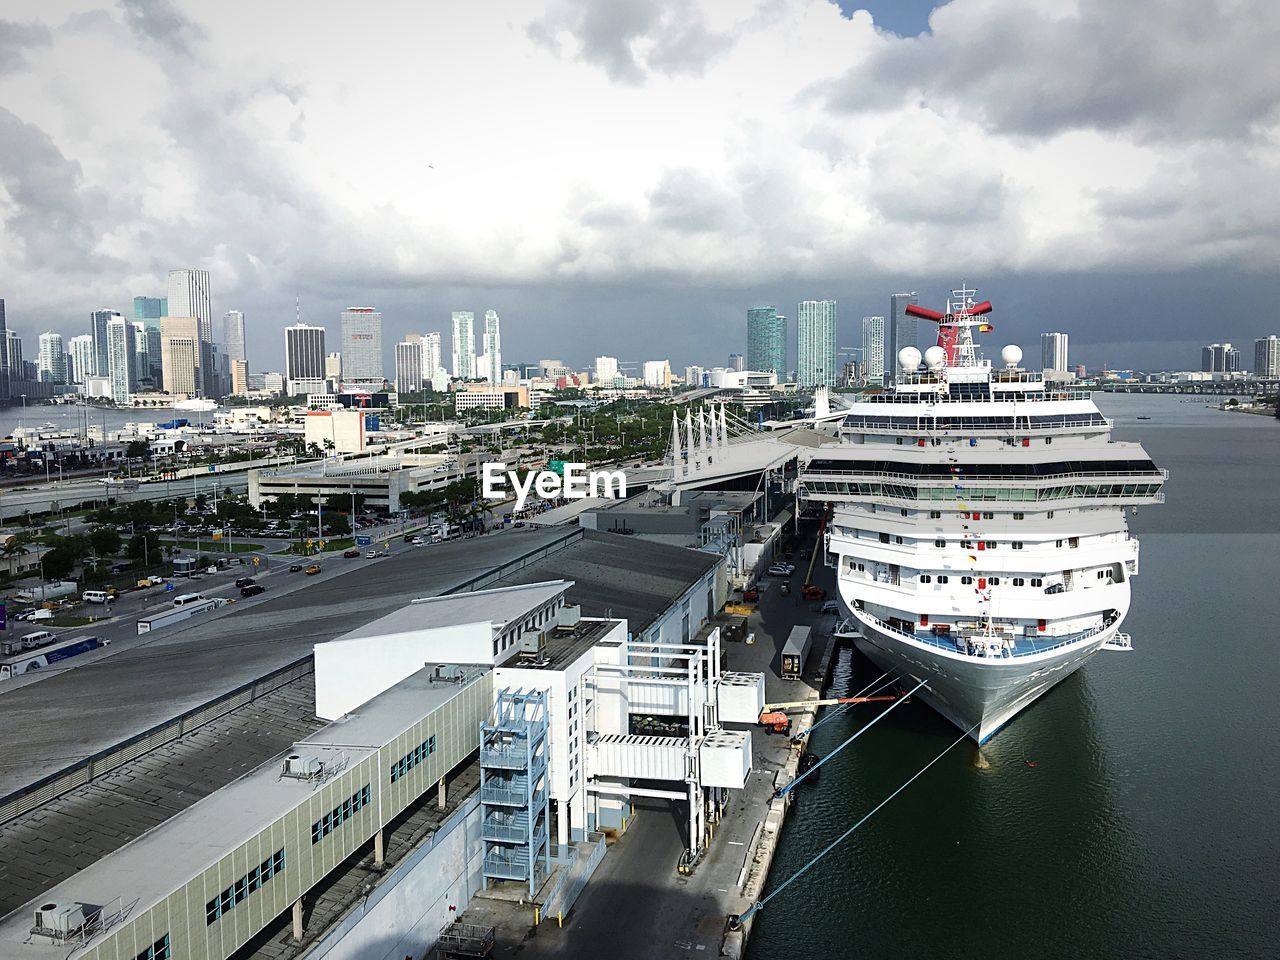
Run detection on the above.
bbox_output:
[0,473,251,521]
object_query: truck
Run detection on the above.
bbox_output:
[1,635,109,680]
[137,597,224,635]
[780,625,812,681]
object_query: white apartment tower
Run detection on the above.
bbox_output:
[594,356,619,385]
[797,299,838,387]
[340,307,383,382]
[1041,332,1069,372]
[422,332,443,381]
[69,335,95,384]
[861,316,885,383]
[451,312,476,380]
[106,315,136,404]
[37,332,67,384]
[641,359,672,389]
[483,310,502,385]
[1254,336,1280,378]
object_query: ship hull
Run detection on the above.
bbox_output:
[849,615,1120,743]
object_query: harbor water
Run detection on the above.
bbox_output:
[748,393,1279,960]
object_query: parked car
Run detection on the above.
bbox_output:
[289,563,303,572]
[234,577,255,588]
[240,584,265,597]
[305,565,322,575]
[343,548,361,558]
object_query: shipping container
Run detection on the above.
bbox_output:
[780,625,812,680]
[1,636,108,680]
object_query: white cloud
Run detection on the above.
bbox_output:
[0,0,1275,353]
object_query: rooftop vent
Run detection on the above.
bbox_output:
[519,628,546,657]
[31,901,92,940]
[557,604,582,629]
[282,753,324,780]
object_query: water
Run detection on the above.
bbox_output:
[0,403,210,440]
[748,394,1280,960]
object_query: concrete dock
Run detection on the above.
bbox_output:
[453,537,840,960]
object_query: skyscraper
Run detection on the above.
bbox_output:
[861,316,886,383]
[285,323,327,393]
[642,360,672,388]
[395,339,424,393]
[729,353,745,372]
[167,269,211,345]
[69,335,94,384]
[1255,336,1280,378]
[160,317,201,396]
[224,310,246,364]
[131,321,150,384]
[1041,332,1069,372]
[106,315,136,404]
[746,307,786,375]
[422,332,443,382]
[37,332,67,384]
[797,300,838,387]
[134,297,165,383]
[1201,343,1241,373]
[451,312,476,380]
[0,298,8,399]
[482,310,502,385]
[594,356,619,385]
[886,292,919,382]
[90,309,121,377]
[340,307,383,382]
[325,352,343,382]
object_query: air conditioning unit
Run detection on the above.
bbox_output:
[283,753,324,779]
[557,604,582,628]
[519,628,545,657]
[33,901,89,936]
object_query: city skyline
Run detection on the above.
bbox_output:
[0,2,1274,376]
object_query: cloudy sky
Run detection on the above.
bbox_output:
[0,0,1277,374]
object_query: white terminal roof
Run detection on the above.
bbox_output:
[0,667,482,955]
[340,580,572,643]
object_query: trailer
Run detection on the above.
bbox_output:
[137,598,222,634]
[780,625,812,680]
[1,636,109,680]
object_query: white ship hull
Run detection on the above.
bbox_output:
[847,609,1121,743]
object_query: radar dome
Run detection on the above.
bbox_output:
[897,346,922,372]
[1000,344,1023,367]
[923,345,947,370]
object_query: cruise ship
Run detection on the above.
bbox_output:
[798,286,1166,742]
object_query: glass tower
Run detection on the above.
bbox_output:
[746,307,786,375]
[797,300,837,387]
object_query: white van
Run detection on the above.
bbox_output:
[173,593,206,607]
[82,590,113,604]
[21,631,56,650]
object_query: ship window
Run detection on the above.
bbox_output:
[984,541,996,549]
[934,539,946,548]
[856,562,865,571]
[1047,511,1055,518]
[989,577,1001,586]
[1031,578,1043,587]
[1011,541,1024,550]
[1069,537,1080,548]
[1097,570,1106,579]
[1056,539,1064,548]
[929,511,941,519]
[901,509,909,516]
[937,575,949,584]
[879,532,890,543]
[961,576,973,585]
[961,540,974,549]
[1013,578,1025,586]
[1013,512,1025,520]
[1046,437,1053,444]
[895,536,904,544]
[920,575,932,583]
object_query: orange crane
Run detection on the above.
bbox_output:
[758,695,896,734]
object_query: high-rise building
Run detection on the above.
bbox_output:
[325,352,343,382]
[451,312,476,379]
[130,321,150,384]
[37,332,67,384]
[69,335,95,384]
[5,331,22,376]
[90,309,121,377]
[747,307,786,375]
[340,307,383,381]
[642,359,672,389]
[886,292,919,381]
[1201,343,1241,373]
[684,365,705,387]
[1255,336,1280,378]
[134,297,165,383]
[422,332,443,383]
[797,300,838,387]
[160,317,201,397]
[0,298,8,399]
[285,323,327,394]
[395,339,424,393]
[106,315,136,404]
[482,310,502,385]
[231,359,248,396]
[167,269,211,345]
[1041,332,1069,372]
[224,310,246,364]
[594,356,619,385]
[728,353,745,372]
[861,316,885,383]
